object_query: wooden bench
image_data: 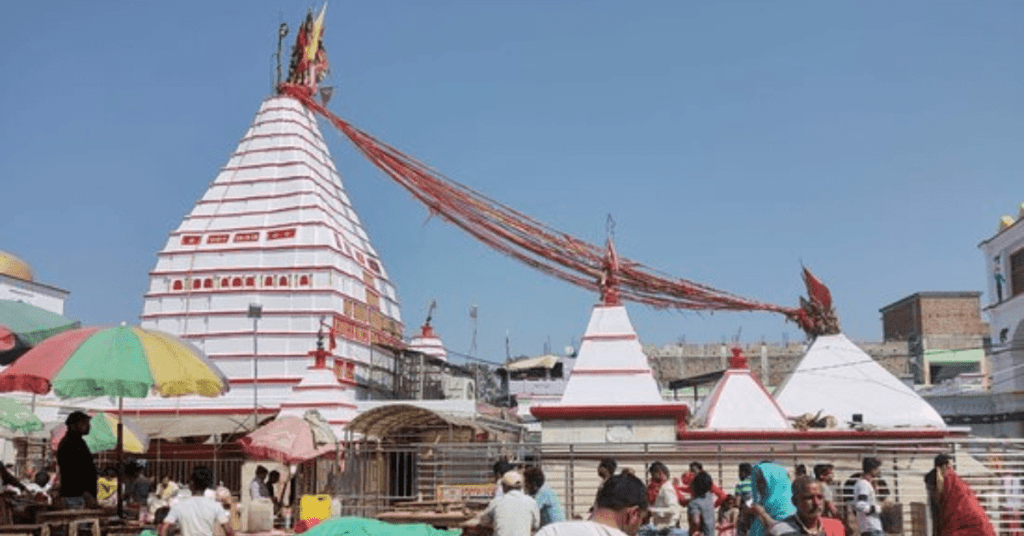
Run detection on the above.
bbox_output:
[0,524,50,536]
[36,510,102,536]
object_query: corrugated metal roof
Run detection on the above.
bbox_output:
[345,403,489,440]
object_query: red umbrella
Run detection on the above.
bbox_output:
[238,413,337,465]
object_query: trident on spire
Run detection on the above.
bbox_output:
[599,215,621,306]
[308,315,331,368]
[274,22,289,90]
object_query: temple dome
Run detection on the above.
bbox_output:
[0,251,32,281]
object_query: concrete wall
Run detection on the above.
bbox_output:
[646,341,910,389]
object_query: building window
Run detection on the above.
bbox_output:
[203,278,213,289]
[172,280,183,291]
[246,276,255,287]
[221,277,229,288]
[1012,248,1024,297]
[279,276,288,287]
[299,275,310,286]
[232,277,243,288]
[192,279,201,290]
[264,276,274,287]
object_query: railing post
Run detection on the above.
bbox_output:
[568,442,576,519]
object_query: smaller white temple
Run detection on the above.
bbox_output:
[531,303,688,443]
[408,323,447,362]
[558,305,663,405]
[692,347,790,430]
[277,336,358,438]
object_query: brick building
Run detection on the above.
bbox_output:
[879,292,989,385]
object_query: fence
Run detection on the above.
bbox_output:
[326,436,1024,535]
[13,435,1024,535]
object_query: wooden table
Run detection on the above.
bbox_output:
[390,500,463,513]
[36,509,105,536]
[101,519,151,536]
[375,511,476,528]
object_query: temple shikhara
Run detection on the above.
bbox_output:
[7,8,1017,534]
[135,7,403,436]
[113,7,945,446]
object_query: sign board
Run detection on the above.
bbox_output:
[437,483,496,502]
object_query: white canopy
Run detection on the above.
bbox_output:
[774,333,946,428]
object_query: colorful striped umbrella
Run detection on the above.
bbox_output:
[0,300,80,364]
[50,411,150,454]
[0,324,230,399]
[0,323,229,517]
[0,397,43,435]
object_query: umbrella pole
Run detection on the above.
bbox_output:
[117,397,124,519]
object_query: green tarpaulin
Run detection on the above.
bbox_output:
[300,517,462,536]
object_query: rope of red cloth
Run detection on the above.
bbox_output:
[281,84,805,323]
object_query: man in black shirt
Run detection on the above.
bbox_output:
[56,411,97,508]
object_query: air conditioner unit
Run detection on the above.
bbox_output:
[442,377,475,400]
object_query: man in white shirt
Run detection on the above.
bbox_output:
[480,471,540,536]
[535,473,650,536]
[645,461,683,535]
[853,457,886,536]
[249,465,269,500]
[159,466,234,536]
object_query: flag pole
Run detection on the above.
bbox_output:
[117,397,124,518]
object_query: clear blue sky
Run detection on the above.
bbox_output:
[2,1,1022,365]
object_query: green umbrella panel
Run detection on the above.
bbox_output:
[0,300,80,347]
[0,397,43,435]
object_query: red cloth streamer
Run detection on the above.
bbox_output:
[803,266,832,310]
[281,84,810,327]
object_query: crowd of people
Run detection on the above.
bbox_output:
[0,410,1003,536]
[479,453,998,536]
[0,411,235,536]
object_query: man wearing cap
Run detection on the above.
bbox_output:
[56,411,98,508]
[535,473,650,536]
[479,471,540,536]
[493,460,514,499]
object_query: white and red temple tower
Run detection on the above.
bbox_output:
[136,89,403,430]
[276,335,359,438]
[690,347,790,430]
[531,240,689,443]
[408,324,447,362]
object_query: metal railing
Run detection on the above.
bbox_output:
[325,436,1024,535]
[14,435,1024,535]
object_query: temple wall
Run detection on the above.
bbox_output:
[540,418,677,444]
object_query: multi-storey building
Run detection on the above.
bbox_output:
[917,209,1024,437]
[980,210,1024,393]
[879,291,989,385]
